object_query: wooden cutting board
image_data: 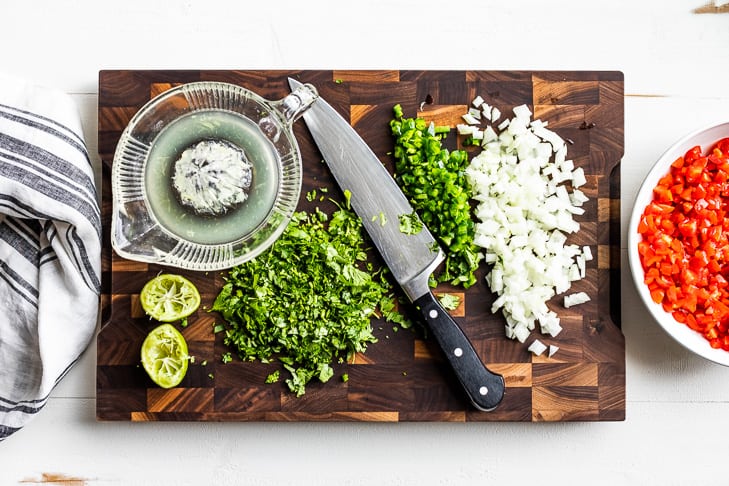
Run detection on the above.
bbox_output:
[97,70,624,422]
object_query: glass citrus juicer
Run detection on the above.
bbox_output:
[111,81,318,271]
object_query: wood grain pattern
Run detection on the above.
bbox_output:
[97,70,624,422]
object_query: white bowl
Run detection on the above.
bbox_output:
[628,121,729,366]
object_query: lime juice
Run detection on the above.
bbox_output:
[144,110,280,245]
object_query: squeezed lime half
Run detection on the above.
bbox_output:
[141,323,189,388]
[140,274,201,322]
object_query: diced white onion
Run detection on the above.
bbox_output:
[570,189,589,206]
[464,101,590,343]
[462,113,480,125]
[564,292,591,308]
[537,310,562,337]
[572,167,587,187]
[482,126,498,143]
[548,345,559,357]
[528,339,548,356]
[582,245,593,261]
[457,124,476,136]
[481,103,493,121]
[513,104,532,119]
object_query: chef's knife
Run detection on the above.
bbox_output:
[288,78,505,411]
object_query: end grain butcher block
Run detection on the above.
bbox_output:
[97,70,625,422]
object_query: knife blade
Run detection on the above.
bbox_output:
[288,78,504,411]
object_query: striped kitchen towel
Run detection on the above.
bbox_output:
[0,74,101,440]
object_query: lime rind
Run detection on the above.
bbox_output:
[140,274,201,322]
[141,323,189,388]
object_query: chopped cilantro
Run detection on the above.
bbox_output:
[378,295,412,329]
[265,370,280,384]
[398,212,423,235]
[371,212,388,227]
[342,373,349,383]
[438,293,461,311]
[212,200,405,397]
[221,352,232,364]
[379,211,387,226]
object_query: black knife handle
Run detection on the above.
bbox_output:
[414,292,505,411]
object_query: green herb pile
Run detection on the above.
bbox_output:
[390,105,482,288]
[212,193,406,397]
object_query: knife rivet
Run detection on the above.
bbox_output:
[479,386,489,396]
[454,347,463,357]
[429,309,438,319]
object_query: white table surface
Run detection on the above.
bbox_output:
[2,1,729,484]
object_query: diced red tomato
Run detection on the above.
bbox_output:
[711,137,729,156]
[638,138,729,350]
